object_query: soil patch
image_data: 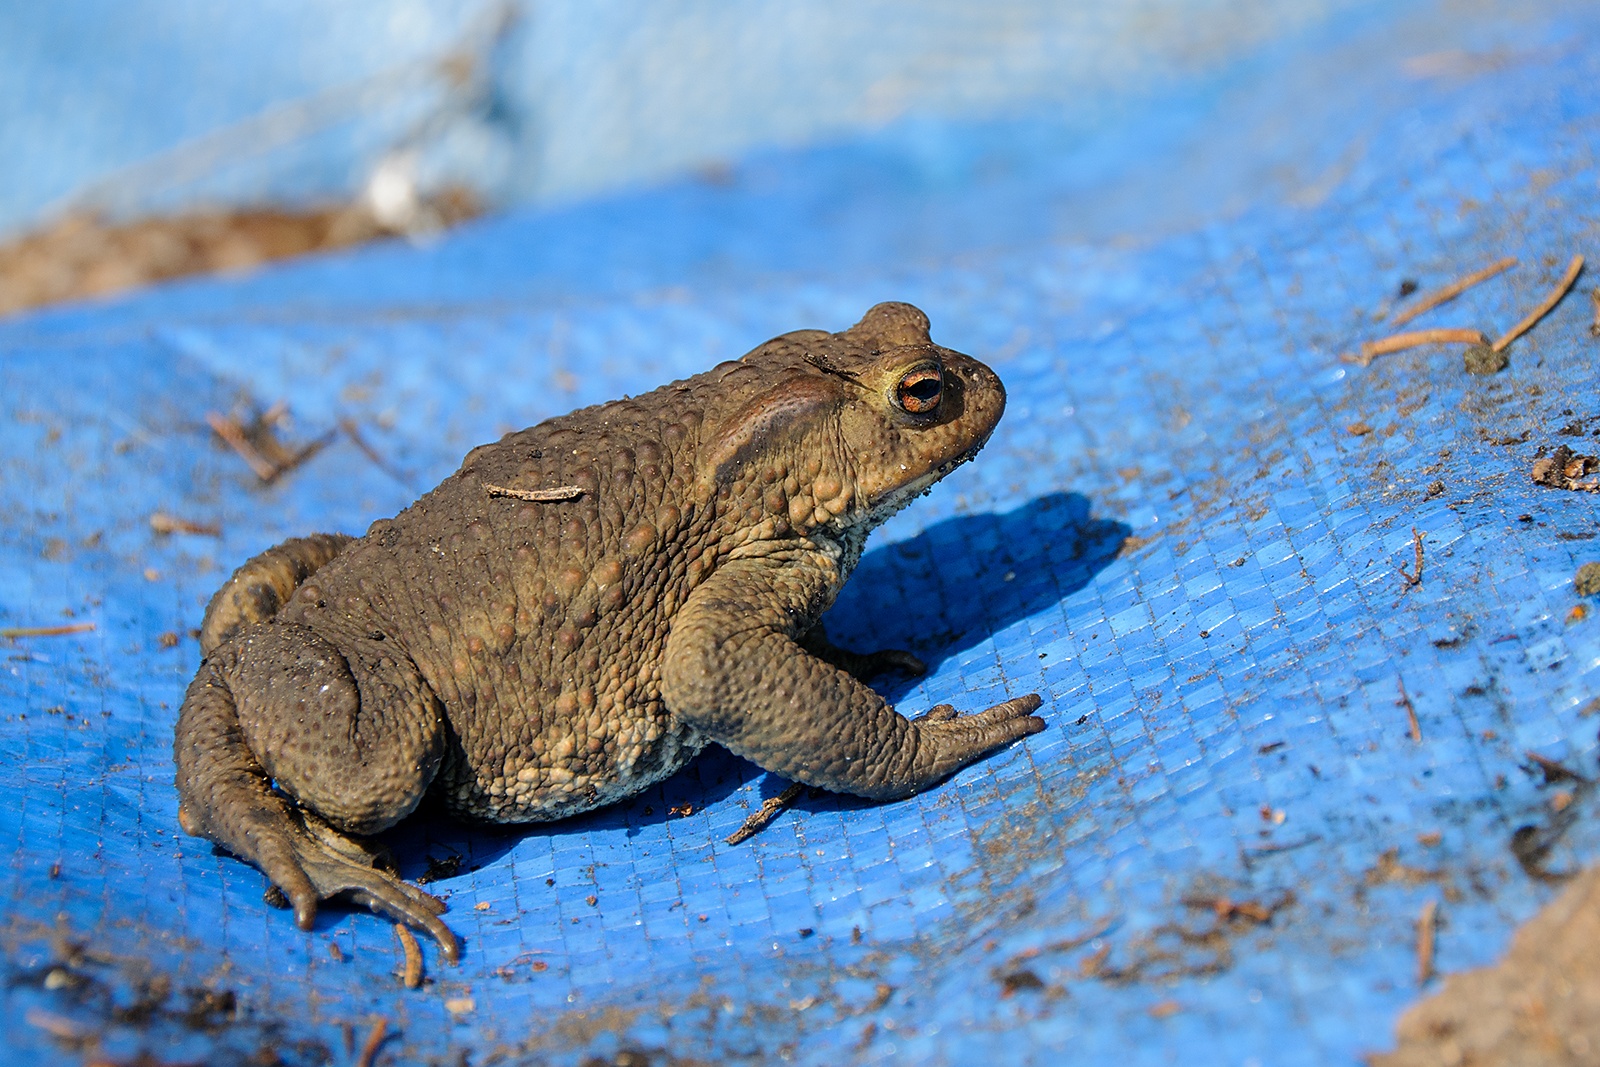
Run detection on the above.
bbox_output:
[1373,865,1600,1066]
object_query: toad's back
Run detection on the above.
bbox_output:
[276,381,726,822]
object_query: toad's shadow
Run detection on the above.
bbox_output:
[385,491,1128,883]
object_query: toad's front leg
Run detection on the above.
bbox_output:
[660,552,1044,800]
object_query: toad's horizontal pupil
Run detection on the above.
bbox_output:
[904,377,940,400]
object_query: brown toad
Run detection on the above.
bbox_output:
[174,302,1044,960]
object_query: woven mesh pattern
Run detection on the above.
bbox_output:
[3,2,1599,1063]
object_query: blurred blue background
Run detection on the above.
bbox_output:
[2,0,1393,237]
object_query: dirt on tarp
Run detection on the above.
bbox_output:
[0,188,479,317]
[1373,865,1600,1067]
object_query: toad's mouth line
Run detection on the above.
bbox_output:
[855,433,996,531]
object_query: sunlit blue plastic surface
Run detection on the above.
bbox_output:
[4,2,1600,1064]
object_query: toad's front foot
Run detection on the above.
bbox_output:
[910,693,1045,783]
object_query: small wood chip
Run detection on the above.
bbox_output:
[148,512,221,536]
[1,622,95,638]
[1390,256,1517,327]
[394,923,423,989]
[1589,287,1600,337]
[355,1017,390,1067]
[1397,676,1422,742]
[1341,328,1489,366]
[1416,899,1438,985]
[1148,999,1183,1019]
[484,482,586,503]
[1492,254,1584,352]
[726,782,805,845]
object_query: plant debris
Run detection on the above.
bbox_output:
[394,923,424,990]
[1398,527,1424,590]
[1416,900,1439,986]
[997,969,1047,997]
[1365,849,1449,889]
[1523,751,1589,786]
[726,781,804,845]
[1341,328,1489,367]
[206,404,335,484]
[339,418,415,492]
[1073,891,1295,985]
[148,512,221,537]
[1,622,96,638]
[484,483,587,503]
[1531,445,1600,492]
[1389,256,1517,328]
[1491,254,1584,352]
[1397,677,1422,742]
[355,1017,390,1067]
[1179,893,1293,924]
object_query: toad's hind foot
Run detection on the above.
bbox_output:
[174,653,457,964]
[272,810,461,963]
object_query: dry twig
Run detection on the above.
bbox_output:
[1180,894,1287,924]
[1416,900,1438,985]
[355,1017,390,1067]
[1398,526,1424,589]
[1397,677,1422,742]
[1523,750,1590,785]
[207,409,334,483]
[394,923,423,989]
[1390,256,1517,327]
[726,782,805,845]
[339,417,414,492]
[206,411,279,480]
[1590,287,1600,337]
[484,483,585,503]
[1341,328,1488,366]
[1,622,95,638]
[1492,254,1585,352]
[148,512,221,536]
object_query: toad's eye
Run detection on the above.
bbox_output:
[895,368,942,414]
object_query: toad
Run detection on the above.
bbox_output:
[174,302,1044,960]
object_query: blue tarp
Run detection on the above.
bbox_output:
[3,1,1600,1063]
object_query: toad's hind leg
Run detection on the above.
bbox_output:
[174,625,458,960]
[198,532,352,654]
